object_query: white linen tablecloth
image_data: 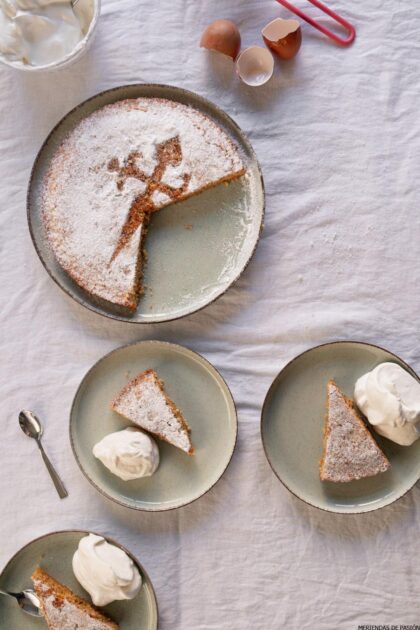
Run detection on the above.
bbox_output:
[1,0,420,628]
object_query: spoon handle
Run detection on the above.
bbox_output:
[37,442,68,499]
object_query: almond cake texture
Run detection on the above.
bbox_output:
[32,567,118,630]
[42,98,245,311]
[111,369,193,455]
[319,380,390,482]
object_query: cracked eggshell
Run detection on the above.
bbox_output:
[262,18,302,60]
[200,19,241,60]
[236,46,274,87]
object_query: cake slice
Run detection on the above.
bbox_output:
[319,380,390,482]
[32,567,118,629]
[111,369,193,454]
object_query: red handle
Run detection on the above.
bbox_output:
[275,0,356,46]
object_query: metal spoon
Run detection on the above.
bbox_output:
[0,588,42,617]
[19,410,68,499]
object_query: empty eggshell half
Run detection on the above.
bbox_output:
[262,18,302,60]
[236,46,274,87]
[200,19,241,60]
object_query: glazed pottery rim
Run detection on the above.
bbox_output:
[27,82,265,324]
[70,339,238,512]
[0,528,159,628]
[260,339,420,515]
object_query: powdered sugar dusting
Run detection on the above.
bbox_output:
[42,98,245,309]
[112,370,192,453]
[320,381,390,482]
[33,579,116,630]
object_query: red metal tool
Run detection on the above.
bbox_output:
[275,0,356,46]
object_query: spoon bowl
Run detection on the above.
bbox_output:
[0,588,42,617]
[19,410,42,440]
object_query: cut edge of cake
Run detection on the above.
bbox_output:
[63,214,150,313]
[42,97,247,313]
[319,379,390,483]
[111,368,194,455]
[32,567,118,630]
[149,165,246,215]
[113,212,150,312]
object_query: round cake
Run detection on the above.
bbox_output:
[41,98,245,311]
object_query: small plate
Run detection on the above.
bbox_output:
[70,341,238,511]
[261,341,420,514]
[27,83,264,324]
[0,530,158,629]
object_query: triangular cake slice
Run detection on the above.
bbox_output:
[42,97,246,311]
[111,369,194,454]
[32,567,118,629]
[319,380,390,482]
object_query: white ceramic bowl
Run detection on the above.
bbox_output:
[0,0,100,72]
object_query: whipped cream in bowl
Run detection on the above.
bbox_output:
[354,362,420,446]
[73,533,142,606]
[0,0,100,71]
[93,427,160,480]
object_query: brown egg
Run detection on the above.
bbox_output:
[200,19,241,61]
[262,18,302,60]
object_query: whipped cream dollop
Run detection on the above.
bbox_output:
[0,0,92,67]
[354,362,420,446]
[72,534,142,606]
[93,427,160,480]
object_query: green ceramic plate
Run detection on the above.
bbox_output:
[70,341,238,511]
[261,341,420,514]
[0,530,158,629]
[27,84,264,324]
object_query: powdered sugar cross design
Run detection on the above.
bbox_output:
[108,136,191,262]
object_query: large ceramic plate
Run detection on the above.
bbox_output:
[70,340,238,511]
[261,341,420,514]
[0,530,158,629]
[28,84,264,323]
